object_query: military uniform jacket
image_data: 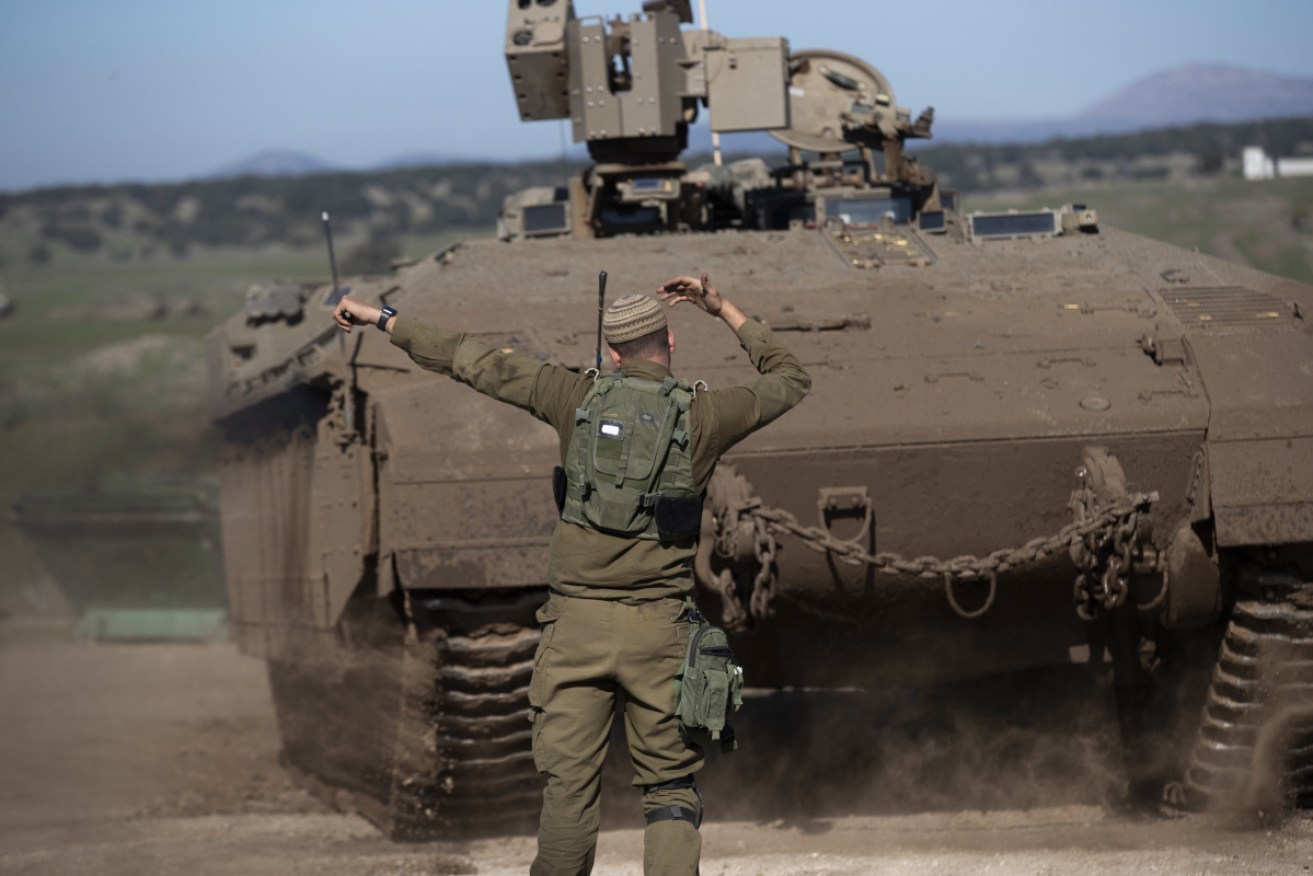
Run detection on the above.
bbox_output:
[391,316,810,601]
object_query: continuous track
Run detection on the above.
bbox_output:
[1182,598,1313,809]
[270,591,544,840]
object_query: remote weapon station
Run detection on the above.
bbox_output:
[207,0,1313,838]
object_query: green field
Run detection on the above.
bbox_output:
[0,230,477,612]
[2,176,1311,614]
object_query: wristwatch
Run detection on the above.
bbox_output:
[377,305,398,332]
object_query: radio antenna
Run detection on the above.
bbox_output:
[596,270,607,370]
[322,211,343,304]
[698,0,723,166]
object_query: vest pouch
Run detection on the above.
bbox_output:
[654,493,703,541]
[591,394,671,485]
[591,414,629,474]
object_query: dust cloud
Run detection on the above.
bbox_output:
[594,667,1128,830]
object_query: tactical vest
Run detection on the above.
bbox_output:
[555,372,703,541]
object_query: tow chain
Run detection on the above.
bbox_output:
[713,490,1156,625]
[1069,485,1150,622]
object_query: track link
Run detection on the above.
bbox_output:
[1182,598,1313,810]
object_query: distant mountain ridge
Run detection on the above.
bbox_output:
[931,63,1313,145]
[208,149,478,180]
[1079,63,1313,126]
[207,149,336,179]
[376,151,479,170]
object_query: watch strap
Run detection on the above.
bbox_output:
[377,306,397,331]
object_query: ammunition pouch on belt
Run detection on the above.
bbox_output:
[654,494,704,540]
[674,606,744,753]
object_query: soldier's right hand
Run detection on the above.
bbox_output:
[657,273,723,317]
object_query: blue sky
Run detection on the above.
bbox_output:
[2,0,1311,192]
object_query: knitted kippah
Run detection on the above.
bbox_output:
[603,294,667,344]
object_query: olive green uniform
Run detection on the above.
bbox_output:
[391,316,809,874]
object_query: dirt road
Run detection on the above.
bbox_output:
[1,631,1310,875]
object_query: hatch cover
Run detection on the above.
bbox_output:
[1160,286,1294,328]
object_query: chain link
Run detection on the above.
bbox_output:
[749,516,777,621]
[708,567,748,631]
[734,491,1156,621]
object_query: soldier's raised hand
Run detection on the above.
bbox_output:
[333,294,381,333]
[658,273,723,317]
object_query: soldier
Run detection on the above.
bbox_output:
[334,273,809,875]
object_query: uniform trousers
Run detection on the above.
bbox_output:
[528,592,705,876]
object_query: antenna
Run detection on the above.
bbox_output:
[322,211,344,305]
[596,271,608,370]
[697,0,723,166]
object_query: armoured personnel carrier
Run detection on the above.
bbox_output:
[207,0,1313,838]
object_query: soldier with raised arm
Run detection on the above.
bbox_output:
[334,273,809,875]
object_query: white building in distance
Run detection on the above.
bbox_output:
[1243,146,1313,180]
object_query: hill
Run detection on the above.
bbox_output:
[0,159,580,266]
[1078,64,1313,128]
[207,150,337,180]
[932,63,1313,145]
[207,150,480,179]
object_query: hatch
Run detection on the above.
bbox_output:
[1160,286,1298,328]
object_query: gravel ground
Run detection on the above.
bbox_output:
[1,631,1309,875]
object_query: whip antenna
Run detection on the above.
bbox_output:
[322,211,344,305]
[596,270,607,370]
